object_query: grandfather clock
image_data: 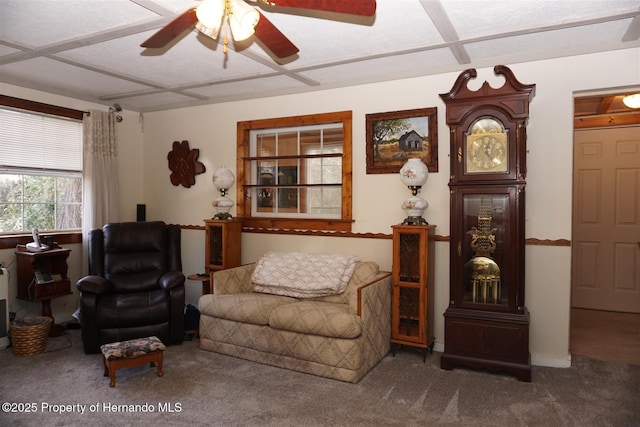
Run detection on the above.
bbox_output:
[440,65,535,381]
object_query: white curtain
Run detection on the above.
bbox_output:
[82,110,120,274]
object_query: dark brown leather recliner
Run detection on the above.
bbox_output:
[76,221,185,354]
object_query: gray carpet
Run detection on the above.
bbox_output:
[0,329,638,426]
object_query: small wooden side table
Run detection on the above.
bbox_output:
[187,273,211,295]
[15,245,72,337]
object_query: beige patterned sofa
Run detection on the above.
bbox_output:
[198,254,392,383]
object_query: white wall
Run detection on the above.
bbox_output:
[141,48,639,367]
[0,83,144,323]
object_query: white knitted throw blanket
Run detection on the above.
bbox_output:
[252,251,359,298]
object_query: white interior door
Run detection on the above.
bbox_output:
[572,126,640,313]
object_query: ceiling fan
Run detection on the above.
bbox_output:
[141,0,377,59]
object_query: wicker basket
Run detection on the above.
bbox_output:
[10,316,52,356]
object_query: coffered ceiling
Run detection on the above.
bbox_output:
[1,0,639,112]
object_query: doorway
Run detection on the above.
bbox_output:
[571,91,640,365]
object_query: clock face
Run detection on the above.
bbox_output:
[465,118,508,174]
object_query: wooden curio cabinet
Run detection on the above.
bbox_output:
[391,224,436,358]
[205,219,242,278]
[440,66,535,382]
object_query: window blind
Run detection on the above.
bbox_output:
[0,107,82,172]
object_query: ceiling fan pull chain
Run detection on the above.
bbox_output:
[223,32,229,54]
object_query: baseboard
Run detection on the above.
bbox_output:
[531,354,572,368]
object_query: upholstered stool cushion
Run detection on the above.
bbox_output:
[100,336,166,387]
[100,336,166,360]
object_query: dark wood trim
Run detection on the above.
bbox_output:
[0,231,82,250]
[176,224,205,230]
[0,226,568,248]
[525,237,571,246]
[0,226,569,249]
[0,95,85,121]
[242,227,391,239]
[172,224,569,246]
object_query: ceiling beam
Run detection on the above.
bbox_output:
[419,0,470,65]
[575,112,640,129]
[622,15,640,41]
[597,96,616,114]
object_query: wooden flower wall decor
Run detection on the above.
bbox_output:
[167,140,206,188]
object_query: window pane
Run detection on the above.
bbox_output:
[0,173,82,233]
[323,128,344,152]
[56,176,82,202]
[278,132,298,156]
[244,114,349,226]
[306,187,341,216]
[322,187,342,213]
[57,176,82,229]
[254,126,341,217]
[24,175,54,203]
[24,202,55,230]
[257,134,276,157]
[306,157,342,185]
[0,174,22,201]
[300,130,321,154]
[277,187,298,212]
[57,201,82,229]
[0,203,22,231]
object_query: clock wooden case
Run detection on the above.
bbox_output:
[440,65,535,382]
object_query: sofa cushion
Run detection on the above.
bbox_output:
[199,293,298,326]
[252,251,359,298]
[314,261,380,305]
[269,301,363,339]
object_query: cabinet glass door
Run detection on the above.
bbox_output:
[392,229,425,343]
[208,226,223,266]
[451,186,523,312]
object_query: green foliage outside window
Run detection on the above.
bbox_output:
[0,174,82,233]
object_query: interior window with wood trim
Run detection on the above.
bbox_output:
[237,111,353,232]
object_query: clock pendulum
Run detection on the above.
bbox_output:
[465,198,500,304]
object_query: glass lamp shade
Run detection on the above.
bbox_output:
[400,158,429,225]
[400,158,428,195]
[623,93,640,109]
[212,196,234,219]
[196,0,225,39]
[229,0,259,41]
[212,167,235,219]
[402,196,428,216]
[212,167,235,192]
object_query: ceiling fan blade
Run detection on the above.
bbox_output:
[141,8,198,48]
[254,12,299,58]
[269,0,376,16]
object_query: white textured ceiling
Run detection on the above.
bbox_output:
[1,0,639,112]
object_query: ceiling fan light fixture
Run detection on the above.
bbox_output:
[622,93,640,109]
[228,0,260,41]
[196,0,225,39]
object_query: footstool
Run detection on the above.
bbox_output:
[100,336,166,387]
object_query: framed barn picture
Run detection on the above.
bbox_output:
[365,107,438,174]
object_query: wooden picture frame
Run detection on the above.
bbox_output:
[366,107,438,174]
